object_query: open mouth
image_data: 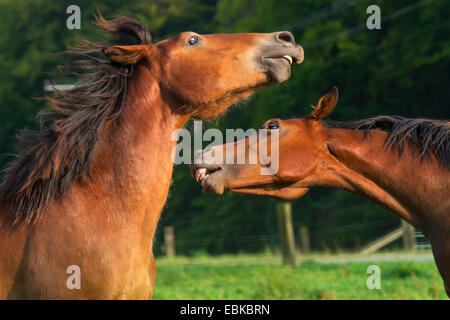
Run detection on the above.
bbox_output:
[260,47,303,83]
[265,55,299,66]
[191,165,225,194]
[194,167,221,186]
[281,55,294,65]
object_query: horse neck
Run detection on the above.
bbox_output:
[85,67,187,232]
[318,127,442,229]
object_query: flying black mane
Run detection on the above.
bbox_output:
[0,13,151,224]
[324,116,449,169]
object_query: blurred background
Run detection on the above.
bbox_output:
[0,0,448,299]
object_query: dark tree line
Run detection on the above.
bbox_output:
[0,0,448,255]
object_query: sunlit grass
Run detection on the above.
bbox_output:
[153,252,447,300]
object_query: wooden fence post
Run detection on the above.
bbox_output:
[402,220,416,251]
[277,202,296,268]
[164,226,176,257]
[299,226,311,255]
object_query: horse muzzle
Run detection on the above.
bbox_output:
[259,31,304,83]
[190,163,226,195]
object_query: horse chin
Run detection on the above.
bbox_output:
[200,170,225,195]
[264,58,292,83]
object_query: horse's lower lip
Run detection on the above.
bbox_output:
[192,167,225,195]
[262,57,293,83]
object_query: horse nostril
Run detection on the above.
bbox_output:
[275,31,295,45]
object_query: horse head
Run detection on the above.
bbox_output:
[189,87,339,199]
[103,21,304,119]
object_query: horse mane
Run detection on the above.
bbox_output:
[0,13,151,224]
[324,116,450,169]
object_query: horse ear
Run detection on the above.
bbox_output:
[308,87,339,120]
[103,45,146,65]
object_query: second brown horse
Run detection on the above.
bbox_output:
[191,87,450,296]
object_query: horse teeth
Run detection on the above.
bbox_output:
[283,55,292,65]
[201,174,210,187]
[195,168,207,182]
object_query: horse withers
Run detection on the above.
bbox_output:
[0,13,303,299]
[191,87,450,296]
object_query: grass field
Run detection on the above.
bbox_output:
[153,252,448,300]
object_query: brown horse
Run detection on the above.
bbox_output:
[191,87,450,296]
[0,14,303,299]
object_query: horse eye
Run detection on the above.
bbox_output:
[187,36,200,46]
[265,122,279,130]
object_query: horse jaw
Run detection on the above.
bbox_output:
[190,83,266,120]
[230,186,309,200]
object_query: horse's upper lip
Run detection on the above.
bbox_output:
[264,55,298,65]
[262,46,304,64]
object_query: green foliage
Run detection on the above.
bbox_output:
[0,1,448,256]
[160,0,449,256]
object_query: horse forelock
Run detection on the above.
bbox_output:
[94,13,151,45]
[324,116,450,169]
[0,13,151,225]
